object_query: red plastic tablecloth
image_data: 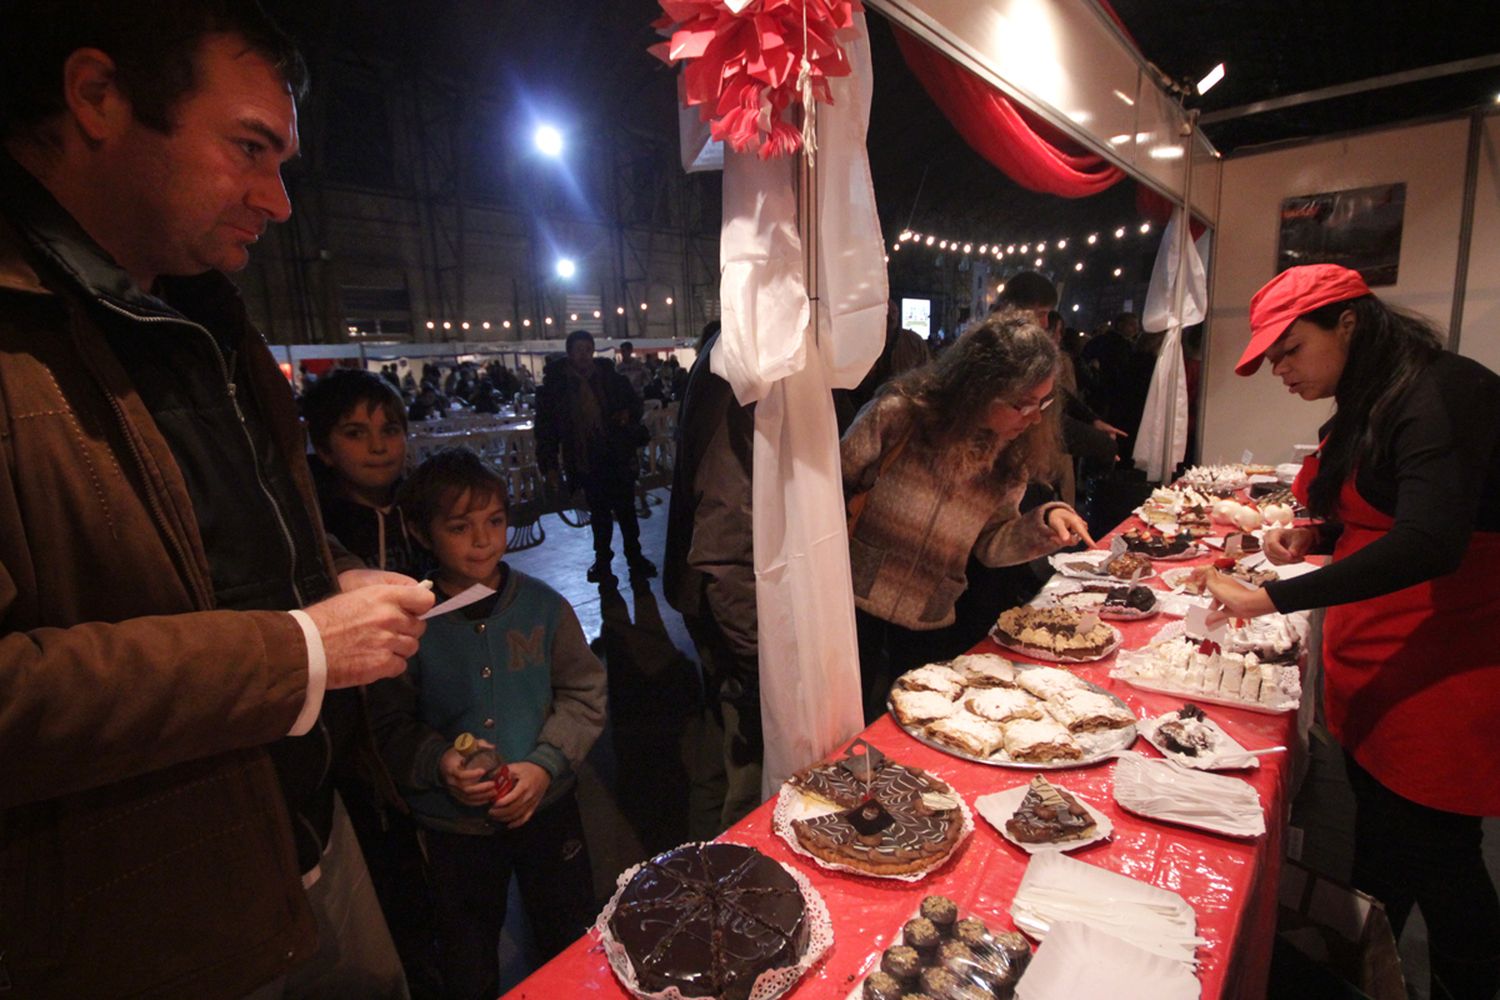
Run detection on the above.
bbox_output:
[505,524,1302,1000]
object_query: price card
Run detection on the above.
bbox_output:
[1184,603,1230,645]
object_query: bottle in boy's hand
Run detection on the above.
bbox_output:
[453,732,517,800]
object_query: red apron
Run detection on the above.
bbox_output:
[1292,454,1500,815]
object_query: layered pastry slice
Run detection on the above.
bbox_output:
[1000,718,1083,763]
[925,713,1006,758]
[1045,689,1135,733]
[964,686,1045,724]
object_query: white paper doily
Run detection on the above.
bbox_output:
[594,841,833,1000]
[773,781,974,882]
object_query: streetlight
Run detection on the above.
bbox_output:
[534,124,564,158]
[555,257,576,279]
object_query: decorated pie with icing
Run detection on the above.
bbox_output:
[787,741,964,876]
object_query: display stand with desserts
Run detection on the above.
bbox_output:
[1121,526,1209,561]
[597,841,833,1000]
[507,471,1318,1000]
[848,896,1033,1000]
[888,660,1137,768]
[774,740,972,880]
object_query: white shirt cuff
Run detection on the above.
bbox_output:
[286,610,328,737]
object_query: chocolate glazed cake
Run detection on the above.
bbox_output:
[788,740,962,876]
[607,843,809,1000]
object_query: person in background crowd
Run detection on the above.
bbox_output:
[536,329,656,585]
[0,2,435,996]
[615,340,649,397]
[837,299,932,433]
[409,383,444,422]
[664,328,763,837]
[1047,310,1125,490]
[842,311,1094,720]
[1079,310,1139,437]
[370,448,605,1000]
[1206,264,1500,1000]
[301,367,442,997]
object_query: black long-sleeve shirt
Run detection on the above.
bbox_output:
[1266,352,1500,613]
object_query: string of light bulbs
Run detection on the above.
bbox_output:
[406,294,680,337]
[890,222,1154,275]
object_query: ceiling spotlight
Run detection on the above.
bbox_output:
[1149,145,1185,160]
[1196,62,1226,96]
[1037,242,1047,252]
[1087,234,1098,245]
[533,124,564,157]
[1113,267,1123,277]
[1074,262,1084,271]
[1056,239,1068,250]
[555,257,576,279]
[997,282,1006,294]
[1114,227,1126,238]
[665,297,674,305]
[1139,222,1152,234]
[899,231,912,241]
[1072,304,1081,312]
[1034,258,1043,267]
[892,243,901,252]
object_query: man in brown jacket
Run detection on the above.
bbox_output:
[0,2,434,997]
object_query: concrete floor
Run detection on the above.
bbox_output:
[495,486,1500,999]
[496,490,707,990]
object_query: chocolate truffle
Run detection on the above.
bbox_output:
[902,917,941,961]
[919,895,959,936]
[862,970,904,1000]
[881,945,922,984]
[919,966,962,995]
[953,917,990,947]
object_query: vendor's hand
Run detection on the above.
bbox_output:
[305,582,433,689]
[1262,527,1316,565]
[338,568,420,592]
[488,761,551,829]
[439,743,501,807]
[1203,570,1278,626]
[1046,507,1096,549]
[1091,418,1127,440]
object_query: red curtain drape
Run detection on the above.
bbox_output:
[892,25,1124,198]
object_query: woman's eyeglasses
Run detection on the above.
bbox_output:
[1006,393,1055,417]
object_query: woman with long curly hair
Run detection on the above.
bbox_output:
[1208,264,1500,1000]
[842,310,1093,718]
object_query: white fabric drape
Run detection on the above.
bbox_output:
[716,13,886,796]
[1133,207,1207,482]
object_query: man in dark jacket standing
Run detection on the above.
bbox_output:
[0,3,434,997]
[663,331,763,835]
[537,329,655,585]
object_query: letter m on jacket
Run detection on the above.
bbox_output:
[507,626,546,671]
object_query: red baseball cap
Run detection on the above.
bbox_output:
[1236,264,1371,375]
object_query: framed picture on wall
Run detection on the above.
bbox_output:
[1276,182,1406,286]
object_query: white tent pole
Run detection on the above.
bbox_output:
[1160,120,1196,480]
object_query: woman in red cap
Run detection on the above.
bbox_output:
[1207,263,1500,1000]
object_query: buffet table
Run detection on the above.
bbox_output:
[504,512,1304,1000]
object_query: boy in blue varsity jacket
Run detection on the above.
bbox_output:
[368,448,606,999]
